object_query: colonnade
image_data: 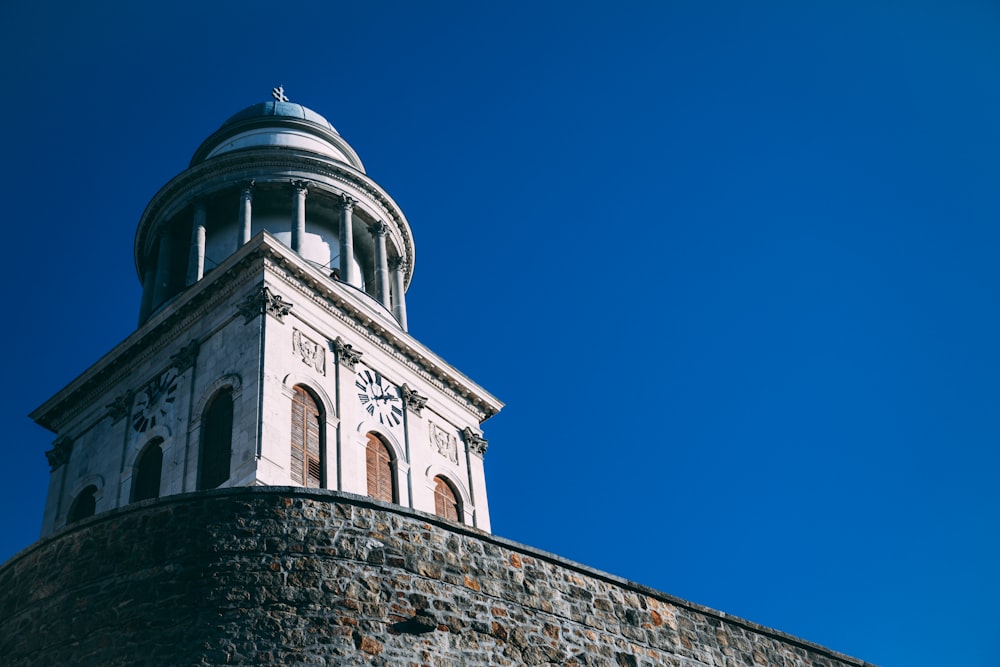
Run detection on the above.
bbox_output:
[144,181,408,329]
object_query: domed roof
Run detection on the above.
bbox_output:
[222,100,339,134]
[189,94,365,171]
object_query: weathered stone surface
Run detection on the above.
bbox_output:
[0,488,875,667]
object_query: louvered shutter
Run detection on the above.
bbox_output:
[366,433,394,502]
[433,476,460,522]
[291,386,322,487]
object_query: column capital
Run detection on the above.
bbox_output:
[239,179,255,197]
[339,193,356,211]
[462,427,488,457]
[368,220,389,237]
[292,179,309,195]
[388,256,408,272]
[332,336,363,370]
[400,383,428,416]
[45,436,74,471]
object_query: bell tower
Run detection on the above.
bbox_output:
[31,89,502,535]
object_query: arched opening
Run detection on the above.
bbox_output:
[67,485,97,524]
[365,432,395,503]
[290,385,323,487]
[433,475,461,523]
[198,387,234,490]
[133,439,163,502]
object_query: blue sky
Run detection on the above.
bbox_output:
[2,2,998,665]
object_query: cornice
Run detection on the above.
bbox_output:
[31,246,268,433]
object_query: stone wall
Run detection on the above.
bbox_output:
[0,488,874,666]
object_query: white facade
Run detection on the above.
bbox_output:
[32,97,501,536]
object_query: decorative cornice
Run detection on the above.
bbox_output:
[332,336,363,370]
[170,339,200,373]
[105,390,134,424]
[462,428,488,457]
[400,383,428,416]
[238,284,293,323]
[45,436,74,471]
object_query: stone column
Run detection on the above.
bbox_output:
[151,229,174,307]
[291,180,308,252]
[186,199,207,286]
[389,257,408,330]
[139,261,156,324]
[369,220,391,309]
[238,180,254,247]
[338,194,360,287]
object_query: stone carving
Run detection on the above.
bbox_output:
[272,85,288,102]
[463,427,488,457]
[339,193,356,211]
[105,390,134,424]
[332,336,363,370]
[170,339,200,373]
[238,285,293,323]
[400,384,427,416]
[45,436,74,471]
[293,329,326,375]
[292,179,309,194]
[431,422,459,464]
[239,179,255,199]
[368,220,389,237]
[389,256,408,272]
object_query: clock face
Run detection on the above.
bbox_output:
[132,369,178,433]
[355,367,402,427]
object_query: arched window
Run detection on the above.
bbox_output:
[433,475,461,523]
[365,433,395,502]
[290,385,322,487]
[67,485,97,524]
[133,439,163,502]
[198,387,233,490]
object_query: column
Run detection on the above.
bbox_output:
[138,261,156,324]
[369,220,391,309]
[389,256,408,330]
[151,230,174,307]
[291,180,308,252]
[238,180,254,247]
[186,199,206,286]
[338,194,361,287]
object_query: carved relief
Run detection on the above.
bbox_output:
[238,284,293,323]
[332,336,363,370]
[430,422,459,464]
[293,328,326,375]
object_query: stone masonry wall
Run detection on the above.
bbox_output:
[0,488,874,666]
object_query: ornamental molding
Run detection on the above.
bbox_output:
[266,254,501,421]
[462,427,488,457]
[238,284,293,323]
[400,383,428,416]
[332,336,363,370]
[45,436,74,471]
[293,328,326,375]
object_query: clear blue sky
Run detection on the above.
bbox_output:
[2,2,998,665]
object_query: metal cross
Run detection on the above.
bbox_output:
[272,85,289,102]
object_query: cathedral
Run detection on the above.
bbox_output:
[0,90,873,667]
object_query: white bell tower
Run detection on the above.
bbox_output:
[31,89,502,534]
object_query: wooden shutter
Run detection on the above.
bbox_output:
[366,433,394,502]
[433,476,460,522]
[291,386,322,487]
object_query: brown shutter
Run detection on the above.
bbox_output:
[291,386,322,487]
[433,476,460,523]
[365,433,394,502]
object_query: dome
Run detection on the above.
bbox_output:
[189,98,365,172]
[222,100,339,133]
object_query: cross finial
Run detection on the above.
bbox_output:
[272,85,289,102]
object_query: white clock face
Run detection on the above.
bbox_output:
[355,367,402,427]
[132,368,178,433]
